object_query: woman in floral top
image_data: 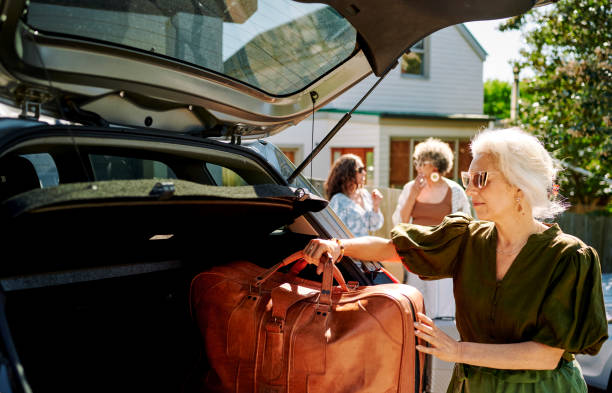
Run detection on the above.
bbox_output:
[325,154,383,237]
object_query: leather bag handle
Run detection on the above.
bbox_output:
[254,250,349,293]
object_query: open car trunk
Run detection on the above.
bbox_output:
[0,181,332,393]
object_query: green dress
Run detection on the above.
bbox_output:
[390,213,608,393]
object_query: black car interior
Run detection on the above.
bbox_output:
[0,155,42,201]
[0,139,343,393]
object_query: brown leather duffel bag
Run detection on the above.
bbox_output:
[190,251,426,393]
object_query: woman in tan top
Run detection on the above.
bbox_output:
[301,128,607,392]
[392,137,471,227]
[392,138,470,316]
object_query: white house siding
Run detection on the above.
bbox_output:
[264,111,381,183]
[324,25,484,115]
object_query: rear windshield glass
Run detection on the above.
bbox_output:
[25,0,357,96]
[205,163,248,186]
[89,154,177,181]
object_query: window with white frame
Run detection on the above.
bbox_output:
[400,39,426,76]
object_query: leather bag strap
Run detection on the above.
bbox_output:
[318,254,335,306]
[254,250,349,292]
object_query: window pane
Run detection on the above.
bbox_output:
[21,153,59,187]
[205,163,248,186]
[280,148,296,164]
[26,0,356,96]
[400,52,424,75]
[89,155,176,181]
[389,140,412,188]
[411,40,424,51]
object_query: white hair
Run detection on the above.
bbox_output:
[471,127,567,219]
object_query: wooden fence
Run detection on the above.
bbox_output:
[310,179,612,272]
[555,213,612,272]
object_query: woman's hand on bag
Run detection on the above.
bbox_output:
[303,239,341,275]
[414,312,461,363]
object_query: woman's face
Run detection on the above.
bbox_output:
[354,159,366,187]
[414,158,437,178]
[464,153,516,222]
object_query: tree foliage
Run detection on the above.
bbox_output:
[484,79,511,119]
[500,0,611,213]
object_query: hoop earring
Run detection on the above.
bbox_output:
[430,172,440,182]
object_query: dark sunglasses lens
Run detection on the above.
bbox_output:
[477,172,488,188]
[473,172,487,188]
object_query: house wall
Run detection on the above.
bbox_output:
[264,112,489,187]
[265,112,381,183]
[325,25,484,115]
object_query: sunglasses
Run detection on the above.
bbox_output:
[413,160,432,168]
[461,171,489,189]
[357,166,366,174]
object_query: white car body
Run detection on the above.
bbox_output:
[577,273,612,390]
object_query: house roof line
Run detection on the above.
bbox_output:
[319,108,494,121]
[455,24,487,61]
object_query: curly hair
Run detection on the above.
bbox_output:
[324,154,361,199]
[413,138,454,174]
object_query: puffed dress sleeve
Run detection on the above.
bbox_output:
[390,212,472,279]
[532,246,608,358]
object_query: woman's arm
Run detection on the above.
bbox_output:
[392,182,414,225]
[398,193,417,224]
[302,237,401,274]
[398,177,426,223]
[415,313,564,370]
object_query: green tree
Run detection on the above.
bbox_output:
[501,0,611,213]
[484,79,511,119]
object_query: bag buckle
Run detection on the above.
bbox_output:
[248,282,262,296]
[266,316,284,332]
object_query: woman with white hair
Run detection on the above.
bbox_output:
[301,128,607,392]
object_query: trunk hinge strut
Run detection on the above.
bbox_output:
[287,64,395,184]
